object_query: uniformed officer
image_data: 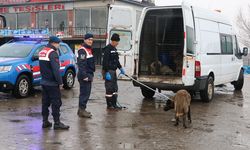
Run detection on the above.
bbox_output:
[77,33,95,118]
[39,36,69,130]
[102,33,125,110]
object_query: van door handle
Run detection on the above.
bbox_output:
[231,57,235,61]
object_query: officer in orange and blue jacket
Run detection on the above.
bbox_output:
[39,36,69,130]
[77,33,95,118]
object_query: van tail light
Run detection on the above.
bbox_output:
[184,32,186,39]
[195,61,201,77]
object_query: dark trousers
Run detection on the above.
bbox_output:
[79,81,92,109]
[42,85,62,123]
[105,70,118,98]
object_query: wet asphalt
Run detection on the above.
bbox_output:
[0,72,250,150]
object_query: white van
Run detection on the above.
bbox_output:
[132,2,248,102]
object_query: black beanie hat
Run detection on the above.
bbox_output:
[111,33,120,42]
[84,33,94,40]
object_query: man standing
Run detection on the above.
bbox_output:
[102,33,125,110]
[39,36,69,130]
[77,33,95,118]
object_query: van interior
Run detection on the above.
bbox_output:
[139,8,184,78]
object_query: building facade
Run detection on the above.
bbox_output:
[0,0,154,64]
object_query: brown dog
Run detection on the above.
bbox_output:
[173,90,191,128]
[150,60,173,75]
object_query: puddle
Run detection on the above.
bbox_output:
[45,140,62,145]
[193,127,213,133]
[9,119,25,123]
[27,112,41,117]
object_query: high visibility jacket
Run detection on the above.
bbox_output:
[39,44,62,86]
[77,44,95,82]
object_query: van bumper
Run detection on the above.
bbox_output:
[132,75,208,91]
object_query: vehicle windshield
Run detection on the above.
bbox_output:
[0,43,34,58]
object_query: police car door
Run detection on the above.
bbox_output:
[30,45,45,84]
[107,5,135,77]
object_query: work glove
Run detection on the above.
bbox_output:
[119,68,125,75]
[105,72,111,81]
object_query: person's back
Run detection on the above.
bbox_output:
[39,36,69,130]
[39,45,62,86]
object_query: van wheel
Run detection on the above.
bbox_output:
[200,76,214,103]
[233,69,244,90]
[13,74,31,98]
[141,87,155,99]
[63,69,75,89]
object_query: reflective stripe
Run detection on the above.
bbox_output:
[105,94,113,97]
[60,66,66,70]
[39,48,54,61]
[22,65,27,69]
[34,77,42,81]
[33,72,40,75]
[17,66,22,71]
[80,47,93,59]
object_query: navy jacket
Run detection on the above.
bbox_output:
[39,44,62,86]
[77,44,95,82]
[102,44,122,72]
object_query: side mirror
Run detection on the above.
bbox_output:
[0,15,6,28]
[32,55,39,61]
[242,47,248,56]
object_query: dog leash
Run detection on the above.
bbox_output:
[123,74,173,102]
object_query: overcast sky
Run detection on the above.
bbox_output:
[155,0,250,24]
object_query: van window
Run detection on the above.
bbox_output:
[110,30,132,51]
[186,26,194,54]
[233,35,241,59]
[220,34,233,54]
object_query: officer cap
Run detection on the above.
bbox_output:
[84,33,94,40]
[111,33,120,42]
[49,36,61,43]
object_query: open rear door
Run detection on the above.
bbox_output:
[182,2,196,86]
[107,5,135,76]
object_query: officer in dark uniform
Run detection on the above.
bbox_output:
[77,33,95,118]
[39,36,69,130]
[102,33,125,110]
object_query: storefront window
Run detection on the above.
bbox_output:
[75,9,90,28]
[53,11,67,30]
[91,7,107,28]
[38,12,52,29]
[17,13,31,29]
[4,13,17,29]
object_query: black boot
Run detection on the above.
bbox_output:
[106,97,114,109]
[42,121,52,128]
[54,121,70,130]
[112,95,122,110]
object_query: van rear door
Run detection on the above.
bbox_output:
[107,5,135,76]
[182,2,196,86]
